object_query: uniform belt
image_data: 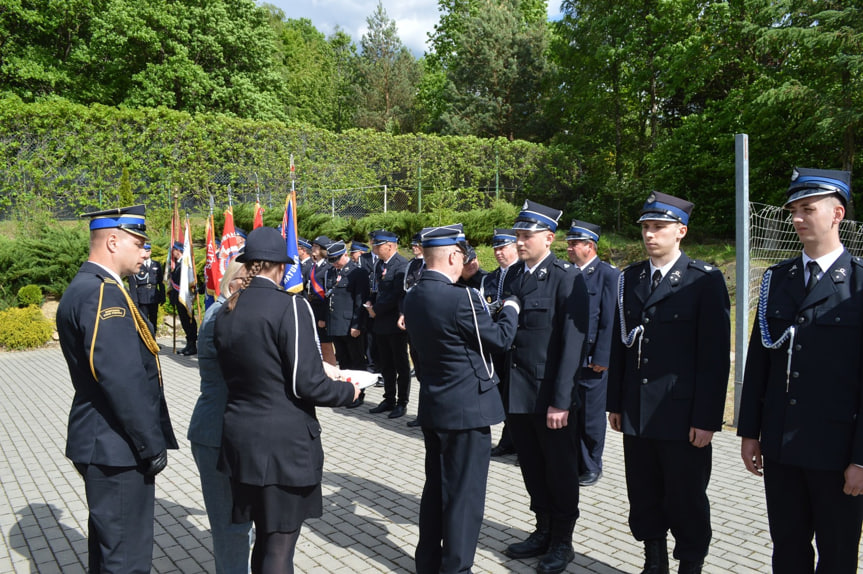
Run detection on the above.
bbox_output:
[138,284,156,288]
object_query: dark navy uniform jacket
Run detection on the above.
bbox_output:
[607,253,730,441]
[307,260,333,325]
[359,252,376,277]
[58,262,178,466]
[300,257,313,288]
[326,260,370,337]
[581,257,620,369]
[739,251,863,471]
[128,259,165,306]
[481,263,522,309]
[214,277,356,487]
[404,270,518,429]
[509,254,589,413]
[372,252,408,334]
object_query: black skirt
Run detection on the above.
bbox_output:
[231,481,323,533]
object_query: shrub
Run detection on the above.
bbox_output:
[0,306,53,350]
[17,285,43,307]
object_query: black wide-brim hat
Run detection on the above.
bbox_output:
[237,227,294,264]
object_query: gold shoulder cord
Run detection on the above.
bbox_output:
[89,279,164,387]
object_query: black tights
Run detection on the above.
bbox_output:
[250,528,301,574]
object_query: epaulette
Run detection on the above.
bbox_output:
[767,256,798,272]
[688,259,720,274]
[852,256,863,268]
[552,259,571,270]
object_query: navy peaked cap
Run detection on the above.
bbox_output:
[566,220,601,242]
[785,167,852,206]
[638,191,693,225]
[82,204,148,240]
[513,200,562,232]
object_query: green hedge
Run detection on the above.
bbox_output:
[0,96,575,219]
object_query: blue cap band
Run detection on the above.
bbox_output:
[639,200,690,225]
[89,214,146,231]
[514,210,559,232]
[566,226,600,242]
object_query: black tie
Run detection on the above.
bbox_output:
[651,269,662,291]
[806,261,821,293]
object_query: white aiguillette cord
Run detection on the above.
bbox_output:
[757,269,796,392]
[466,287,495,379]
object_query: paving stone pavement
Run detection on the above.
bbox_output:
[1,344,861,573]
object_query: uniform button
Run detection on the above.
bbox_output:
[641,378,648,385]
[794,344,802,351]
[797,316,805,324]
[835,317,841,323]
[792,371,799,378]
[644,317,651,324]
[642,358,648,365]
[673,313,679,319]
[789,398,797,405]
[643,338,650,344]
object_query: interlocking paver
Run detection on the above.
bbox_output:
[2,344,863,573]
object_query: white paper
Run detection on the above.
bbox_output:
[337,369,379,389]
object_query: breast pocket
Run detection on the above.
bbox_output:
[659,305,693,323]
[522,297,552,329]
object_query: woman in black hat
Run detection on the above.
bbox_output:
[213,227,360,574]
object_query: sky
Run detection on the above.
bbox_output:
[262,0,563,56]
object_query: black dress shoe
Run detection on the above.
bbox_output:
[578,470,602,486]
[180,344,197,356]
[388,404,406,419]
[491,444,516,457]
[346,391,365,409]
[374,375,384,387]
[406,418,420,427]
[369,400,394,414]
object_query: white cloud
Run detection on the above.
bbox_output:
[262,0,561,56]
[262,0,439,55]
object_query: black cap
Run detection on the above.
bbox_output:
[350,241,370,253]
[420,224,467,248]
[297,237,312,250]
[411,232,422,246]
[566,220,601,242]
[513,200,562,232]
[785,167,852,206]
[81,204,148,240]
[492,228,517,248]
[326,241,347,259]
[312,235,332,248]
[638,192,693,225]
[371,229,398,246]
[464,243,477,263]
[237,227,293,264]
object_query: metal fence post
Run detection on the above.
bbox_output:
[734,133,749,427]
[384,185,387,213]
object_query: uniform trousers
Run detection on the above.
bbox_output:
[508,411,581,521]
[577,367,608,475]
[763,457,863,574]
[376,331,411,405]
[622,435,712,561]
[416,427,492,574]
[138,303,159,337]
[332,335,366,371]
[74,462,155,574]
[176,301,197,344]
